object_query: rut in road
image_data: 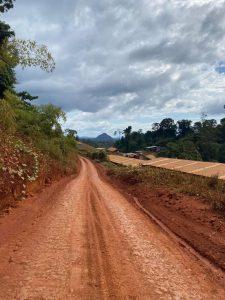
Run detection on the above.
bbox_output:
[0,157,225,299]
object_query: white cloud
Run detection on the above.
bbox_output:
[2,0,225,136]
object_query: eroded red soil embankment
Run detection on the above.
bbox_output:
[98,163,225,272]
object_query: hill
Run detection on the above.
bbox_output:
[79,133,115,148]
[95,133,114,142]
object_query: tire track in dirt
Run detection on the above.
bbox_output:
[0,157,225,299]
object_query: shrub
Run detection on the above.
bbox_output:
[90,150,108,162]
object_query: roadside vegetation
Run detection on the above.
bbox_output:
[116,115,225,162]
[105,162,225,211]
[0,0,77,210]
[77,142,108,162]
[89,150,108,162]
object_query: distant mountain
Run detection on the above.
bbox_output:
[79,133,115,148]
[95,133,114,142]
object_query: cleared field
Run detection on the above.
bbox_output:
[145,154,156,160]
[109,155,225,179]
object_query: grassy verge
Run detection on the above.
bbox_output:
[77,142,108,162]
[103,162,225,211]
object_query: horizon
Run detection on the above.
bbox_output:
[2,0,225,136]
[78,114,225,138]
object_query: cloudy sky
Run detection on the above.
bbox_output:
[3,0,225,136]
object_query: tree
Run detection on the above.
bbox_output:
[177,119,193,137]
[38,104,66,137]
[218,144,225,163]
[181,140,202,161]
[66,129,77,139]
[145,130,153,145]
[202,119,217,129]
[0,21,14,43]
[217,118,225,143]
[161,140,202,161]
[11,39,55,72]
[0,62,16,97]
[152,122,160,131]
[0,0,15,13]
[158,118,177,139]
[220,118,225,125]
[122,126,132,152]
[65,129,77,148]
[0,2,16,96]
[0,11,55,98]
[193,121,202,134]
[198,142,220,162]
[123,126,132,137]
[16,91,38,110]
[0,22,16,97]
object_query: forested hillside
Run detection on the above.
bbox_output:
[0,0,77,209]
[116,117,225,162]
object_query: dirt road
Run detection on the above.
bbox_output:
[0,158,225,299]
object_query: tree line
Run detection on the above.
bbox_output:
[115,116,225,162]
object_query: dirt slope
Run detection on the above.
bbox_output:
[0,158,225,299]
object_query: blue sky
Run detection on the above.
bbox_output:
[3,0,225,137]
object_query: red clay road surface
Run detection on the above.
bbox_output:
[109,154,225,179]
[0,158,225,299]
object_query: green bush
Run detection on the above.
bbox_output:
[0,91,78,177]
[90,150,108,162]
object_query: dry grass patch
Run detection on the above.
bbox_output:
[104,162,225,211]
